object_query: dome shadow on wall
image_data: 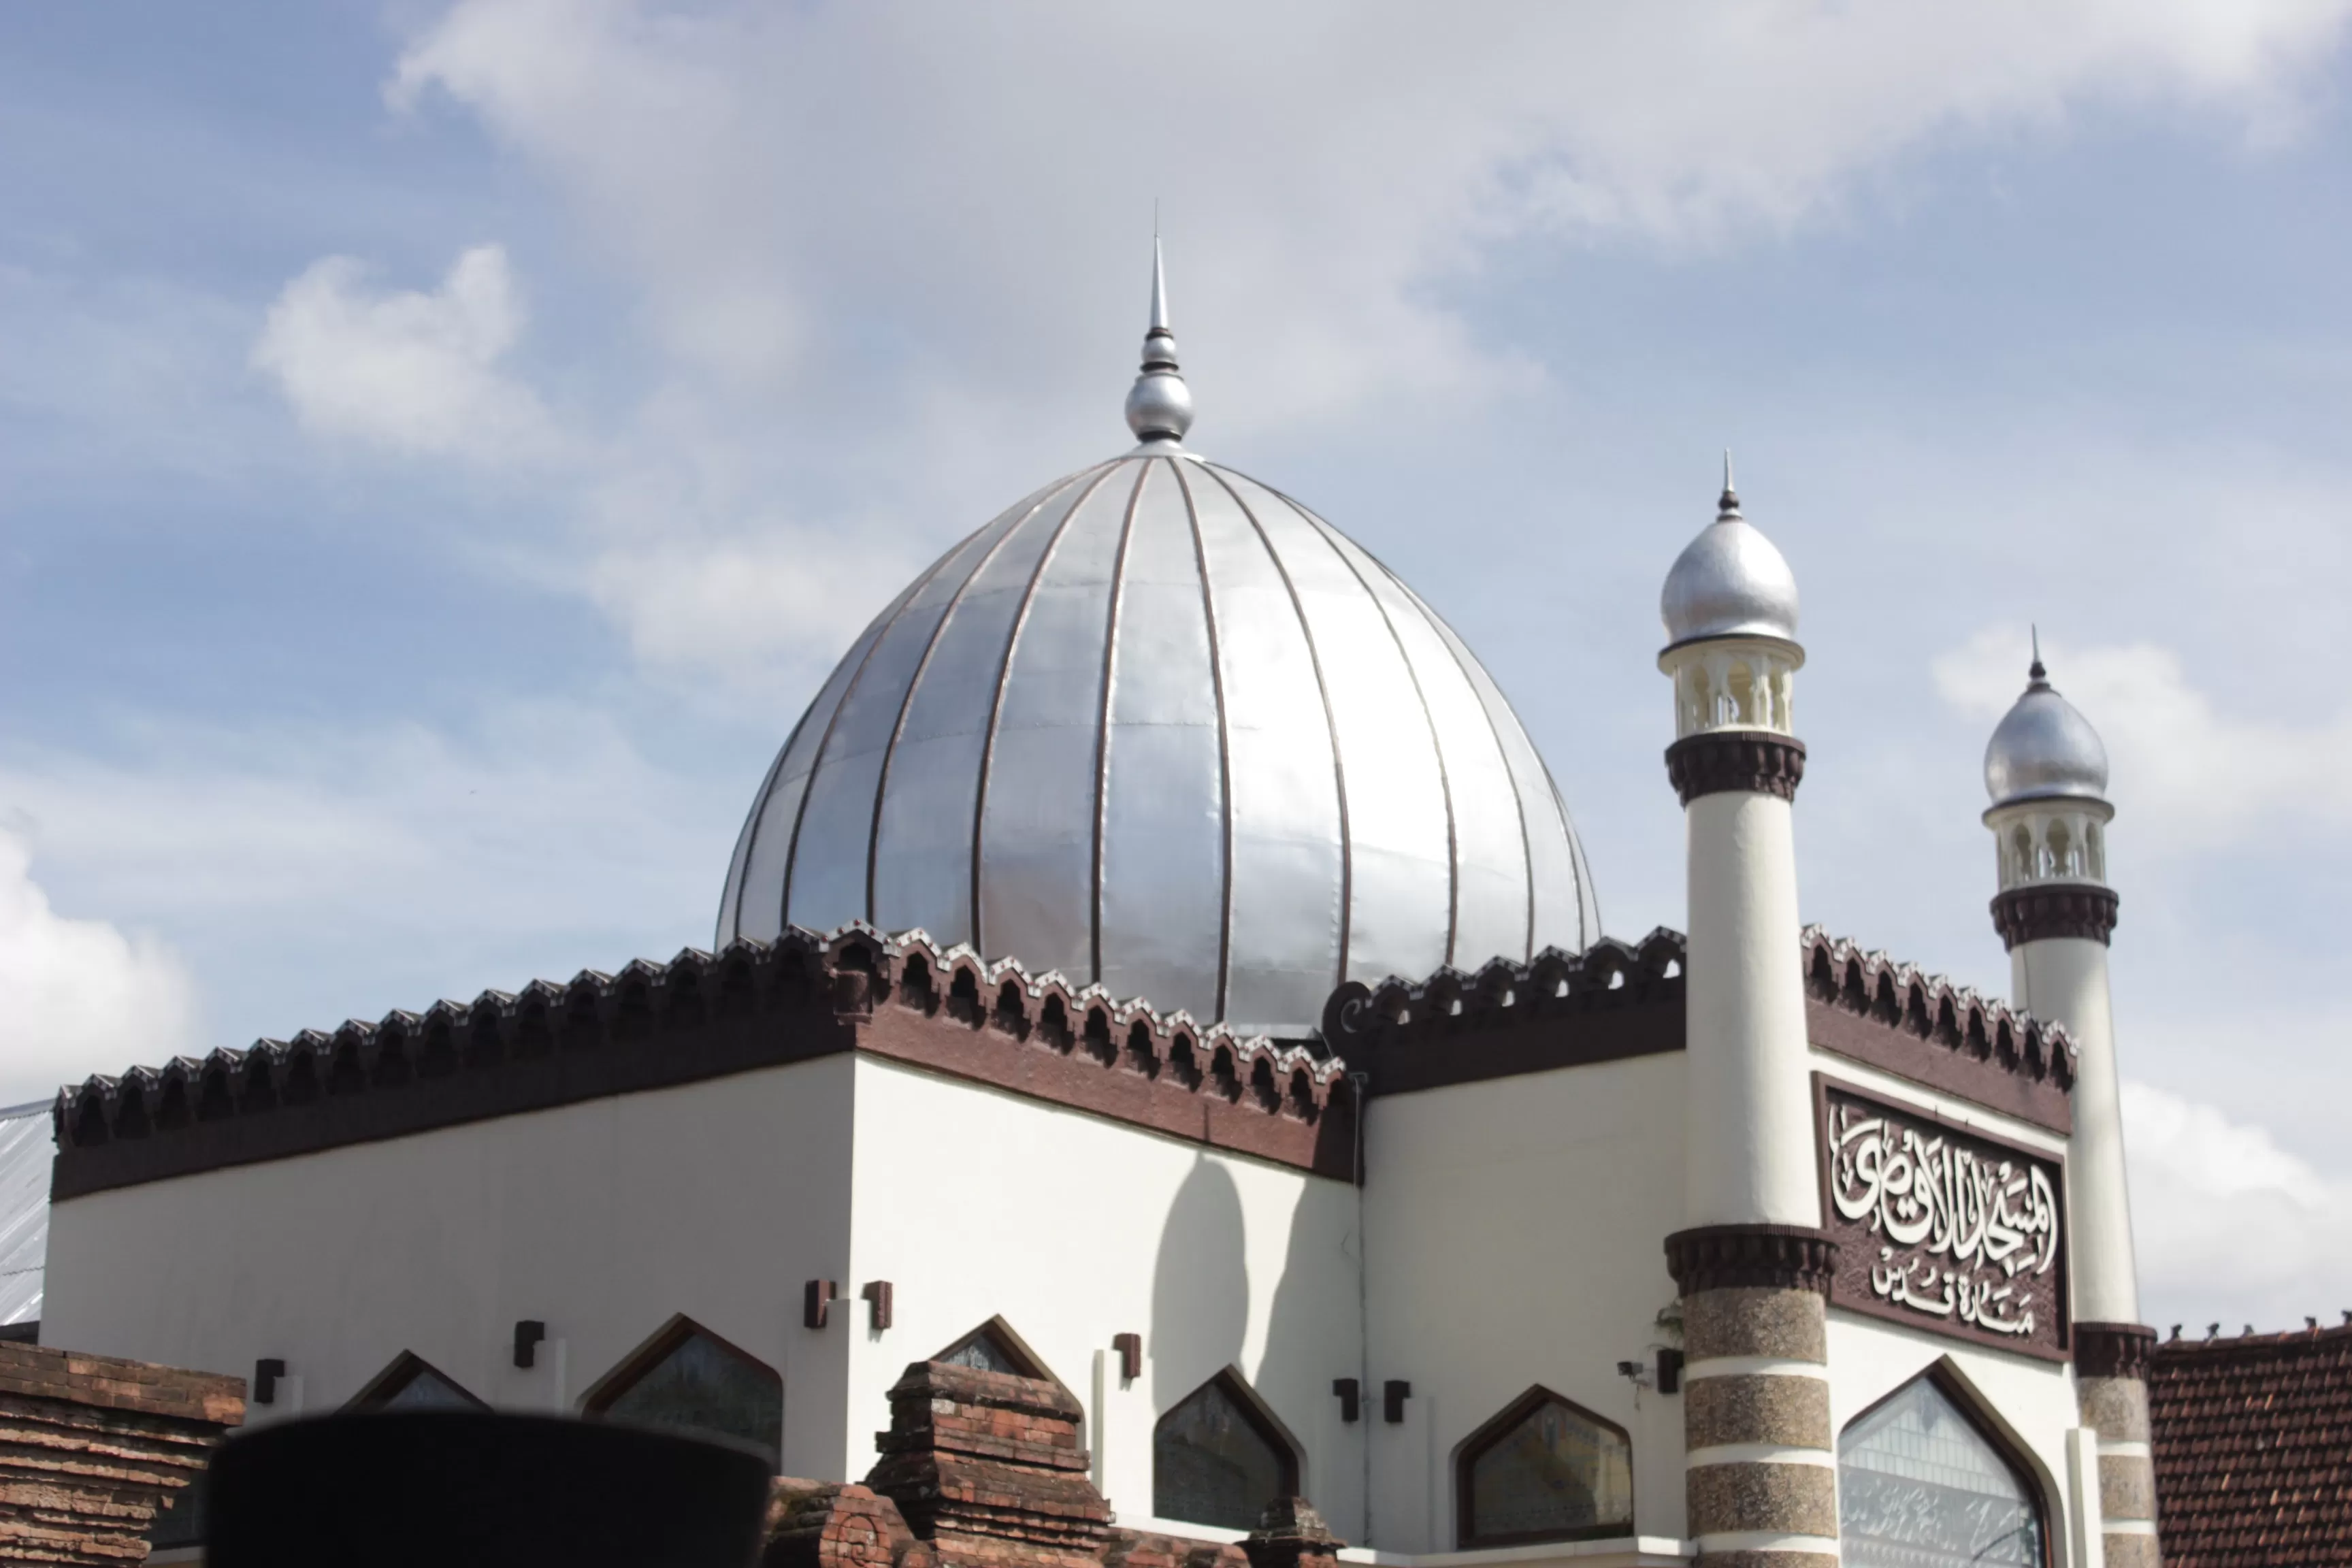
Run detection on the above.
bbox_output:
[719,259,1599,1036]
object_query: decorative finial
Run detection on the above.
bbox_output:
[1125,229,1193,445]
[2028,625,2048,686]
[1717,451,1740,519]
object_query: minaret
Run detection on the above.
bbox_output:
[1982,643,2159,1566]
[1657,461,1840,1567]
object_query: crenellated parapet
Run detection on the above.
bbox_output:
[1800,926,2078,1132]
[51,924,1355,1200]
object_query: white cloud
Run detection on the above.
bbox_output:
[385,0,2352,429]
[1931,625,2352,851]
[0,831,197,1107]
[0,704,743,1057]
[251,244,558,463]
[2125,1079,2352,1331]
[585,530,912,676]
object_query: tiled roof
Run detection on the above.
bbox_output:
[2150,1319,2352,1566]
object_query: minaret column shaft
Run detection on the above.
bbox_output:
[1993,881,2155,1564]
[1667,732,1838,1568]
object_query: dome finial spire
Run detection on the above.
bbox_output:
[2029,625,2046,684]
[1718,450,1740,519]
[1125,223,1194,446]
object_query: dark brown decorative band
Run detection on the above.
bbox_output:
[1665,1223,1838,1296]
[1990,883,2119,950]
[2075,1321,2158,1381]
[1665,731,1807,806]
[52,927,1355,1199]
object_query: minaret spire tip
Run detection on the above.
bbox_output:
[1718,449,1741,518]
[2029,625,2047,685]
[1125,221,1193,446]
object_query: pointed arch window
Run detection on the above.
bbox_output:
[1153,1369,1300,1531]
[1839,1372,2048,1567]
[932,1316,1053,1381]
[1456,1386,1633,1546]
[346,1350,486,1412]
[583,1316,783,1469]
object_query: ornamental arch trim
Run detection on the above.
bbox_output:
[343,1349,487,1411]
[578,1311,783,1467]
[929,1315,1068,1394]
[1152,1366,1304,1532]
[1452,1384,1635,1548]
[1837,1358,2059,1568]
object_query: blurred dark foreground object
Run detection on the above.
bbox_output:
[206,1410,772,1568]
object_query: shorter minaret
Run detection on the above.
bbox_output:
[1124,238,1193,448]
[1982,642,2159,1566]
[1658,462,1840,1568]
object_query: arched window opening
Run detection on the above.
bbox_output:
[1153,1369,1299,1531]
[2048,819,2076,880]
[1839,1373,2046,1568]
[345,1350,485,1412]
[1456,1386,1633,1547]
[583,1316,783,1469]
[2086,820,2105,881]
[932,1316,1053,1382]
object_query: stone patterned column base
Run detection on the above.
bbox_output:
[2076,1322,2162,1567]
[1667,1226,1842,1565]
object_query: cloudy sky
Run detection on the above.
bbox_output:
[7,1,2352,1335]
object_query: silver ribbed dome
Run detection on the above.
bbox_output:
[716,453,1601,1036]
[1660,469,1801,649]
[1984,655,2108,808]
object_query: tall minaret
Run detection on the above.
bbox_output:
[1982,644,2159,1567]
[1658,463,1840,1567]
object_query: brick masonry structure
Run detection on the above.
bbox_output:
[2149,1319,2352,1567]
[767,1360,1330,1568]
[0,1341,243,1565]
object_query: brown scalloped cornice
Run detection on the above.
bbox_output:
[52,927,1354,1200]
[1991,884,2120,950]
[1664,1222,1839,1296]
[1665,730,1806,806]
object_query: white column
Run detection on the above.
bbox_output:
[1684,788,1818,1228]
[2016,936,2137,1322]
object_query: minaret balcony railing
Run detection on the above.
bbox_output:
[1663,636,1800,739]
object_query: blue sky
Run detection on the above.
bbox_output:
[6,1,2352,1332]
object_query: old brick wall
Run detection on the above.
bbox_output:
[0,1342,243,1565]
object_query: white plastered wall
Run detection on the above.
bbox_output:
[840,1056,1364,1535]
[42,1054,858,1477]
[1360,1053,1689,1553]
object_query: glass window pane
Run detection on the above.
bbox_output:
[380,1366,478,1411]
[1466,1396,1633,1542]
[1154,1378,1288,1531]
[602,1328,783,1469]
[940,1331,1020,1374]
[1840,1378,2044,1568]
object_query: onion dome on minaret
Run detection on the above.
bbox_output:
[1660,456,1801,652]
[1983,636,2109,809]
[717,244,1600,1038]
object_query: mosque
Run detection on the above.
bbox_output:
[33,257,2176,1568]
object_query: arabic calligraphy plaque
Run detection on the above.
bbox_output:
[1814,1075,2070,1362]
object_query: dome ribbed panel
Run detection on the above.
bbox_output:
[717,451,1603,1035]
[868,466,1112,946]
[970,465,1139,981]
[1216,470,1453,991]
[1404,583,1602,952]
[1186,466,1344,1034]
[1286,495,1531,969]
[781,506,1030,929]
[1096,459,1226,1010]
